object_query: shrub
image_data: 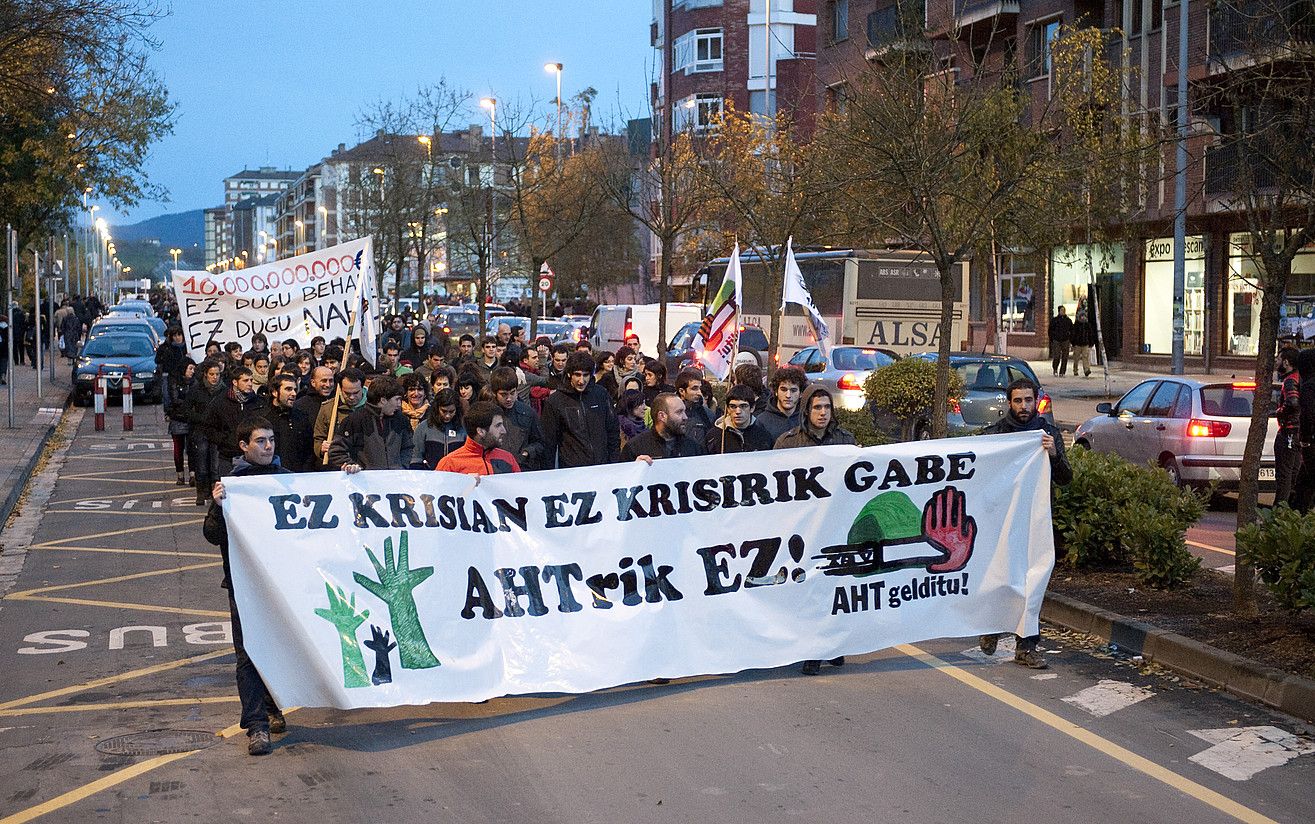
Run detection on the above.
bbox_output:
[863,356,963,420]
[1237,505,1315,614]
[1053,448,1204,588]
[835,408,888,447]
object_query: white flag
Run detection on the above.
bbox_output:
[691,243,742,380]
[358,262,378,366]
[781,237,831,356]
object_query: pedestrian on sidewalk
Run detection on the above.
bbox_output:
[978,378,1072,669]
[10,304,26,366]
[0,315,8,385]
[1070,310,1094,378]
[164,359,197,486]
[205,418,289,756]
[1275,347,1302,506]
[1049,305,1073,377]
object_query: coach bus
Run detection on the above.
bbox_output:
[698,248,969,363]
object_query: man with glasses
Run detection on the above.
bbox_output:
[541,351,620,468]
[707,384,774,453]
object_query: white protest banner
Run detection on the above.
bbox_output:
[224,433,1054,709]
[171,238,375,362]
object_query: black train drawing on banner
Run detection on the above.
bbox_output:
[814,486,977,578]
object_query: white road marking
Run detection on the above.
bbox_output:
[1031,673,1059,680]
[1188,726,1315,781]
[1217,564,1236,575]
[961,635,1016,663]
[1061,680,1154,717]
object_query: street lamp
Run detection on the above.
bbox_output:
[318,205,329,248]
[545,62,563,160]
[479,97,498,298]
[169,248,182,270]
[294,219,304,255]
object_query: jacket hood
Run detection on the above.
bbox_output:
[233,455,283,474]
[798,385,838,435]
[1296,348,1315,380]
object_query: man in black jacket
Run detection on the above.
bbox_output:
[267,374,313,472]
[622,392,706,462]
[675,368,715,447]
[203,418,289,756]
[978,377,1072,669]
[204,366,269,478]
[707,384,777,453]
[489,366,546,470]
[1048,305,1074,377]
[327,375,413,470]
[541,351,620,467]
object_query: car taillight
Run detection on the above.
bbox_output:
[951,398,961,415]
[1038,393,1052,414]
[1187,418,1232,437]
[838,373,863,391]
[442,326,451,334]
[1232,380,1257,390]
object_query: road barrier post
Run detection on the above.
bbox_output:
[93,366,106,432]
[122,369,134,431]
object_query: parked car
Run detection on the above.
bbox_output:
[109,300,154,317]
[787,345,899,410]
[431,310,482,348]
[88,316,162,347]
[871,352,1054,439]
[1073,377,1280,490]
[663,321,771,376]
[73,333,161,406]
[588,303,705,356]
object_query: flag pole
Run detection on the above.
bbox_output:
[719,238,741,455]
[321,264,369,466]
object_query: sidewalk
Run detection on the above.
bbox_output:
[0,354,72,530]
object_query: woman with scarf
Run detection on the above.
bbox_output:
[400,373,430,431]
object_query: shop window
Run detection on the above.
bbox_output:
[1142,236,1204,355]
[998,251,1041,333]
[1230,232,1315,352]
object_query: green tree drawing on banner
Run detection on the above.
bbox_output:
[313,583,371,689]
[353,532,440,670]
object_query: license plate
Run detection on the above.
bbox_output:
[1258,467,1276,481]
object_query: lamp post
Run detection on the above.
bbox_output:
[318,205,329,249]
[294,219,304,256]
[545,62,563,161]
[169,248,182,270]
[479,97,497,304]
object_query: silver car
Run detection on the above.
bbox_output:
[787,345,899,411]
[1073,377,1279,490]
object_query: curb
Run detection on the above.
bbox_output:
[1042,591,1315,724]
[0,392,70,529]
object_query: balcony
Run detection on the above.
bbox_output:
[866,1,930,61]
[954,0,1019,29]
[1209,0,1315,68]
[1205,141,1278,196]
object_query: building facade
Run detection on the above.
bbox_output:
[812,0,1314,367]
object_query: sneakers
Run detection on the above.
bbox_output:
[1013,649,1049,669]
[176,473,186,486]
[268,711,286,734]
[800,660,821,676]
[247,729,271,756]
[195,489,206,506]
[979,634,999,656]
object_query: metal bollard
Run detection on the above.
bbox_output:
[122,370,134,431]
[94,367,106,432]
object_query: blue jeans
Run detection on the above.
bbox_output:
[228,593,278,733]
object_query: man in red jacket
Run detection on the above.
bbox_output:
[436,401,521,476]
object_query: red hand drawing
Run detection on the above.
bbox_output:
[922,486,977,573]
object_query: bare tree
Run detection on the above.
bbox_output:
[1194,0,1315,614]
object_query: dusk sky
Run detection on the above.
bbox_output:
[117,0,654,225]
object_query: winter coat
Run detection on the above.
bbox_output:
[155,341,187,379]
[313,394,365,469]
[204,388,270,462]
[267,402,314,473]
[757,399,801,445]
[981,409,1073,487]
[203,457,290,590]
[773,386,857,450]
[1048,313,1074,343]
[621,426,706,462]
[327,403,414,470]
[164,373,195,436]
[184,380,227,443]
[1070,315,1095,348]
[706,414,775,454]
[497,398,546,471]
[435,437,520,475]
[411,418,467,469]
[1297,348,1315,446]
[683,400,716,448]
[540,380,620,468]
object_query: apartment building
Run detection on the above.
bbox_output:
[813,0,1314,366]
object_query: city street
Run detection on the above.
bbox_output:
[0,405,1310,823]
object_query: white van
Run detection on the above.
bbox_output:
[589,303,705,357]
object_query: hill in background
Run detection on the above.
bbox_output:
[114,209,205,250]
